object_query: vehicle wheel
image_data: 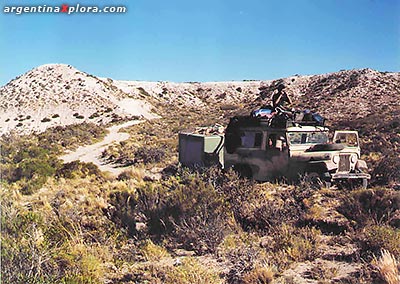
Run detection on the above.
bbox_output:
[234,164,253,179]
[304,172,324,189]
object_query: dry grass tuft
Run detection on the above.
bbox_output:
[242,264,275,284]
[372,249,400,284]
[140,239,170,261]
[117,166,145,181]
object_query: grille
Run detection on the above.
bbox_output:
[338,154,351,172]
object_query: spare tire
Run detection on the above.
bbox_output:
[306,143,344,152]
[225,133,241,154]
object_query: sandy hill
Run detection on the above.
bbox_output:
[1,65,399,137]
[0,64,157,134]
[110,69,399,123]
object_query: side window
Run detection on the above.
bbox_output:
[268,133,287,151]
[240,131,263,148]
[335,133,358,147]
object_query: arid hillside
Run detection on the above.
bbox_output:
[2,65,399,181]
[0,64,157,134]
[1,65,399,284]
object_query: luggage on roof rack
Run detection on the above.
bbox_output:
[241,108,326,129]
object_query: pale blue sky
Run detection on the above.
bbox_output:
[1,0,399,85]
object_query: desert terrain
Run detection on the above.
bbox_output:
[1,64,399,283]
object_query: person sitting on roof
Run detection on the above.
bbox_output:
[271,83,292,109]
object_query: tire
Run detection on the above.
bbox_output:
[304,172,324,189]
[306,143,345,152]
[233,164,253,179]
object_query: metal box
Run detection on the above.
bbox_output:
[179,132,224,167]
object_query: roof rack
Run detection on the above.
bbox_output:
[227,110,326,131]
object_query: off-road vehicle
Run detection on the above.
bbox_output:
[179,109,370,188]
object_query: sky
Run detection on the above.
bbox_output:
[1,0,399,85]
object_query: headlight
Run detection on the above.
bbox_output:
[351,154,358,163]
[333,155,340,164]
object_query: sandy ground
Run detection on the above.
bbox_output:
[115,98,161,119]
[60,120,143,175]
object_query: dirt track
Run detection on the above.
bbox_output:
[60,120,142,175]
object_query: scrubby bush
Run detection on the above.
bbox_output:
[134,170,232,254]
[37,122,107,150]
[242,264,275,284]
[127,257,222,284]
[372,154,400,185]
[267,224,321,264]
[134,145,166,165]
[56,161,104,180]
[139,239,169,261]
[338,188,400,228]
[0,135,61,194]
[117,167,145,181]
[108,189,137,237]
[358,225,400,259]
[166,257,223,284]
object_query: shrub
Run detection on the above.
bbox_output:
[218,233,269,283]
[372,154,400,185]
[108,188,137,237]
[0,134,63,194]
[55,161,104,180]
[117,167,145,181]
[166,257,223,284]
[134,146,166,165]
[41,117,51,122]
[135,170,232,254]
[89,112,100,119]
[140,239,169,261]
[57,242,109,284]
[242,264,275,284]
[338,188,400,228]
[127,258,222,284]
[38,122,107,150]
[358,225,400,259]
[1,191,59,283]
[269,225,321,263]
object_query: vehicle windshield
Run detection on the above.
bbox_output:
[287,131,329,145]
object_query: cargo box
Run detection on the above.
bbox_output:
[178,132,224,167]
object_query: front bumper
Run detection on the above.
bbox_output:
[332,172,371,180]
